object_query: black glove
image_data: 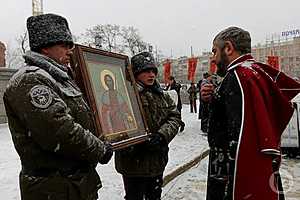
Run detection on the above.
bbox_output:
[148,134,167,147]
[179,123,185,132]
[99,142,113,164]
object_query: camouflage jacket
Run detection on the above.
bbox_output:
[3,51,107,200]
[115,81,183,177]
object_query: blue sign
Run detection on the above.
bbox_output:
[282,29,300,37]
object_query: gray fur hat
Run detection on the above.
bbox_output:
[27,13,74,51]
[131,52,158,76]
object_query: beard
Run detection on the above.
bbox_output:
[216,50,230,77]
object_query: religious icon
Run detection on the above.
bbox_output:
[71,44,149,149]
[99,70,137,134]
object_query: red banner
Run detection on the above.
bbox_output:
[163,59,171,84]
[267,56,280,70]
[187,57,198,82]
[209,59,217,74]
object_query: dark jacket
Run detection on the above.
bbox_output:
[206,71,242,200]
[187,85,198,101]
[115,81,182,177]
[3,51,107,200]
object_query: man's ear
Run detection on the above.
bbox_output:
[224,41,234,56]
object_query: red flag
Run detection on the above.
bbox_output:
[188,57,198,82]
[209,59,217,74]
[163,59,171,84]
[267,56,280,70]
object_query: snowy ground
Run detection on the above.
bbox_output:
[162,155,300,200]
[162,157,208,200]
[1,104,300,199]
[280,156,300,199]
[0,104,209,200]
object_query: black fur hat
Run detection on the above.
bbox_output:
[131,52,158,76]
[27,13,74,52]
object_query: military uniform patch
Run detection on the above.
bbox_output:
[30,85,53,109]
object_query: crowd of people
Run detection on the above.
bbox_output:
[3,13,300,200]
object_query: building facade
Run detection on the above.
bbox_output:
[157,52,212,84]
[0,41,6,67]
[158,36,300,85]
[252,36,300,78]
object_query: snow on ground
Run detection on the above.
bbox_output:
[161,156,300,200]
[281,157,300,199]
[162,157,208,200]
[0,104,209,199]
[1,103,300,199]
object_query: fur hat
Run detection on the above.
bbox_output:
[27,13,74,52]
[131,52,158,76]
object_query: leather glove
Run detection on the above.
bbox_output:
[99,142,113,164]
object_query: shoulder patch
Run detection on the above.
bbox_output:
[30,85,53,109]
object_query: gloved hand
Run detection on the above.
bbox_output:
[179,123,185,132]
[99,142,113,164]
[148,134,167,147]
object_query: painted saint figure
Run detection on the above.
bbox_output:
[100,71,135,134]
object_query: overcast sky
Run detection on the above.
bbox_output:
[0,0,299,57]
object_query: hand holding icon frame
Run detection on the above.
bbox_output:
[71,44,150,149]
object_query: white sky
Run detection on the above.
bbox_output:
[0,0,299,57]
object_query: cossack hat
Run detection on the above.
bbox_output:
[131,52,158,76]
[27,13,74,52]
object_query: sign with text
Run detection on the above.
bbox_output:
[281,29,300,38]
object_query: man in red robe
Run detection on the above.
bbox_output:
[201,26,300,200]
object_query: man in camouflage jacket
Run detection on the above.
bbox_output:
[3,13,113,200]
[115,52,183,200]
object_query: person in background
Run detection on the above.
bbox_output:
[187,82,198,113]
[166,76,185,132]
[115,52,183,200]
[3,13,113,200]
[166,76,182,114]
[201,26,300,200]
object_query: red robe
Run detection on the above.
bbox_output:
[230,54,300,199]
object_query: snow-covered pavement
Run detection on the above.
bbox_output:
[162,156,208,200]
[280,157,300,199]
[161,155,300,200]
[0,104,209,199]
[1,104,300,199]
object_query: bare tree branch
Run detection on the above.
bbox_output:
[84,24,124,53]
[83,24,152,56]
[16,30,29,54]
